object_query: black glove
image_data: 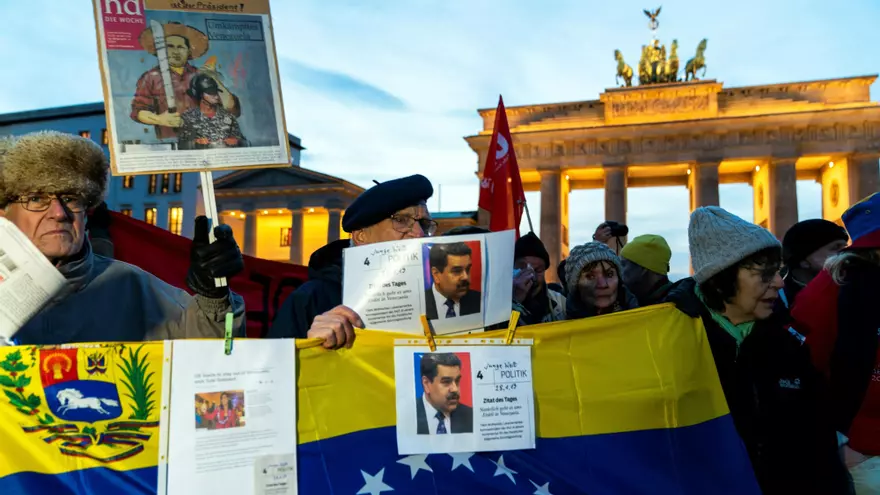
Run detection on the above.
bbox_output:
[186,216,245,299]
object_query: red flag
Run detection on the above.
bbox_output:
[103,212,308,338]
[478,95,526,237]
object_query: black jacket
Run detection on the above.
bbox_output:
[666,278,850,495]
[424,289,481,320]
[268,240,348,339]
[415,398,474,434]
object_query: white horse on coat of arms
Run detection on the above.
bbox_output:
[56,388,120,415]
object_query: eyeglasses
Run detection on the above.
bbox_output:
[390,214,438,236]
[749,264,782,284]
[14,194,91,213]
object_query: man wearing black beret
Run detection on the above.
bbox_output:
[780,218,849,309]
[268,174,436,348]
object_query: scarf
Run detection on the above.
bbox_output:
[694,284,755,351]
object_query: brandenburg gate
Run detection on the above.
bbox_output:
[465,13,880,283]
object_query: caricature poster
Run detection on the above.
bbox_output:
[92,0,290,174]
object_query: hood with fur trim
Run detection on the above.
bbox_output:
[0,131,109,208]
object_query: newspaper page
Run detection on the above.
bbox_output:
[166,339,297,495]
[342,231,515,335]
[92,0,291,174]
[0,218,66,342]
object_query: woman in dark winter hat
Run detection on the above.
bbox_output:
[563,241,637,319]
[666,206,850,495]
[792,193,880,493]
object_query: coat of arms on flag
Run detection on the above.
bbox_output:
[0,344,163,464]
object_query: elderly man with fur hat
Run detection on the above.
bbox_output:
[665,206,849,494]
[269,174,436,348]
[0,131,246,345]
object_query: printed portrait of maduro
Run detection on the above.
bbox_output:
[416,353,473,435]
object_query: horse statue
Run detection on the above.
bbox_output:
[665,39,680,83]
[56,388,120,415]
[638,45,651,85]
[614,50,633,87]
[685,38,708,81]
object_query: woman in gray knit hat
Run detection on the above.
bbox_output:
[563,241,638,319]
[666,206,849,494]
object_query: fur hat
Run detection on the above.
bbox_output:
[564,241,623,296]
[0,131,109,208]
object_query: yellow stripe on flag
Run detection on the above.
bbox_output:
[295,304,728,444]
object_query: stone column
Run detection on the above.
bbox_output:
[288,202,304,265]
[767,158,799,238]
[848,154,880,205]
[688,161,720,210]
[604,167,628,244]
[327,208,342,243]
[539,169,563,284]
[242,203,258,257]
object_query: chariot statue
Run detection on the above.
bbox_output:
[613,8,707,86]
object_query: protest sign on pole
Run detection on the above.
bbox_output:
[92,0,291,286]
[91,0,291,175]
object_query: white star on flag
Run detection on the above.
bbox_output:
[448,452,475,472]
[396,454,433,479]
[531,480,554,495]
[492,454,518,484]
[357,468,394,495]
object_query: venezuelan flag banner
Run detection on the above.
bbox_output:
[0,305,759,494]
[296,304,760,494]
[0,343,167,494]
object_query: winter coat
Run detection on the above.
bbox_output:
[268,239,347,339]
[792,262,880,456]
[14,240,245,345]
[667,278,849,494]
[512,285,566,326]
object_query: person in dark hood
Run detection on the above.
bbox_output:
[511,232,565,325]
[268,175,436,348]
[666,206,849,495]
[563,241,638,319]
[619,234,674,306]
[780,218,848,309]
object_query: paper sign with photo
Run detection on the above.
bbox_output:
[342,230,514,335]
[394,345,536,455]
[166,339,297,495]
[91,0,290,174]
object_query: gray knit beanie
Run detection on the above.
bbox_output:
[564,241,623,295]
[689,206,781,284]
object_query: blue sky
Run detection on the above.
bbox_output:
[1,0,878,278]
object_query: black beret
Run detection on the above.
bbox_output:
[782,219,849,266]
[342,174,434,233]
[514,232,550,270]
